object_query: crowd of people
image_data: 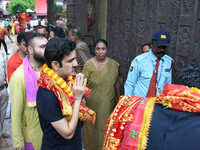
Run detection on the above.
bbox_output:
[0,20,199,150]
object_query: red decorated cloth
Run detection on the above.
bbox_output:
[103,83,200,150]
[156,83,200,112]
[103,95,146,149]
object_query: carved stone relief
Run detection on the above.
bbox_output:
[106,0,200,80]
[183,0,195,10]
[178,27,190,46]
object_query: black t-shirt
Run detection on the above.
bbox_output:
[147,104,200,150]
[36,87,82,150]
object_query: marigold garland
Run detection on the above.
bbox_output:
[43,64,74,97]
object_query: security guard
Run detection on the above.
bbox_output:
[124,30,173,98]
[0,52,10,148]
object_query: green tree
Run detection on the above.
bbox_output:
[25,0,37,11]
[55,4,63,13]
[8,0,36,15]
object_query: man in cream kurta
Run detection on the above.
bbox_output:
[10,65,42,149]
[9,33,47,150]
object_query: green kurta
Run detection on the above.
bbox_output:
[9,64,43,150]
[82,58,119,150]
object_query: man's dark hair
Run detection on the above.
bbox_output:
[26,33,46,47]
[94,39,108,49]
[45,38,76,68]
[70,28,81,39]
[175,64,200,88]
[52,26,65,38]
[36,25,46,31]
[17,32,29,44]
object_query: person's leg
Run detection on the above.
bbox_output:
[2,40,8,54]
[0,39,3,51]
[0,88,9,148]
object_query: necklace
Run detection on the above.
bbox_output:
[31,64,40,71]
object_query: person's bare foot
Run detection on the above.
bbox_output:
[2,133,11,138]
[0,136,9,148]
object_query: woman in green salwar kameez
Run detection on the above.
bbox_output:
[82,39,121,150]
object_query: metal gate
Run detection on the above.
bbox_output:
[106,0,200,81]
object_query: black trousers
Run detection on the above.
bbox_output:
[0,39,8,53]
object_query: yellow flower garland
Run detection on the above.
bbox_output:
[43,64,74,97]
[191,87,200,94]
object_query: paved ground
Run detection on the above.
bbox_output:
[1,34,18,150]
[2,119,14,150]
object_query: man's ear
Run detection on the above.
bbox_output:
[51,61,60,71]
[150,40,154,47]
[27,45,33,55]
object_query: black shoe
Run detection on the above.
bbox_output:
[6,53,10,55]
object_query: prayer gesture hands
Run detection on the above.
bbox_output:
[69,73,87,100]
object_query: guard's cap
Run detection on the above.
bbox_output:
[152,30,170,47]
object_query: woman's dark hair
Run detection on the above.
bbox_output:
[45,38,76,68]
[94,39,108,49]
[175,64,200,88]
[52,26,65,38]
[142,43,150,49]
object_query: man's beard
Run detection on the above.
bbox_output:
[33,51,45,64]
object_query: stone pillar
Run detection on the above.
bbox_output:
[94,0,108,40]
[66,0,76,28]
[75,0,88,36]
[67,0,88,36]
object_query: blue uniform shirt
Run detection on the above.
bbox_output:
[124,49,173,97]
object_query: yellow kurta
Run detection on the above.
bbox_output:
[9,64,43,150]
[9,21,15,35]
[82,58,119,150]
